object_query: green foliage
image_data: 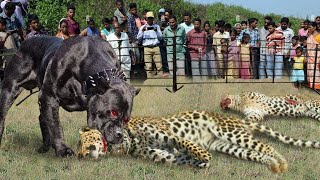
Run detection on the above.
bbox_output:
[28,0,303,33]
[28,0,72,34]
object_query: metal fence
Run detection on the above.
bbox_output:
[109,36,320,94]
[1,36,319,94]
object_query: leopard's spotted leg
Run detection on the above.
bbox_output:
[130,139,209,168]
[135,124,212,162]
[209,139,288,173]
[243,108,265,122]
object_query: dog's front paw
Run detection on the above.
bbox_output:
[56,147,75,157]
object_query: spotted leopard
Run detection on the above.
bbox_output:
[77,127,107,159]
[125,110,320,173]
[220,92,320,122]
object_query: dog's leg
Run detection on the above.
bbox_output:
[0,84,24,144]
[38,90,75,157]
[37,111,51,153]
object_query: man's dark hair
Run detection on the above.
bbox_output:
[0,17,6,26]
[280,17,289,24]
[5,2,16,11]
[295,46,303,52]
[169,15,177,22]
[224,23,232,30]
[292,35,299,41]
[303,20,310,24]
[28,14,39,24]
[267,21,276,27]
[143,9,149,14]
[265,16,273,21]
[129,3,137,9]
[193,17,201,23]
[165,8,173,16]
[183,12,191,18]
[67,4,76,11]
[248,18,258,25]
[203,21,210,28]
[240,20,247,25]
[115,0,123,4]
[102,18,111,24]
[215,20,225,28]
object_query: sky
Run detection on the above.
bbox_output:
[190,0,319,19]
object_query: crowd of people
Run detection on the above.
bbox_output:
[0,0,320,89]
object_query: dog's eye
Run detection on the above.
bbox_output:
[107,110,119,118]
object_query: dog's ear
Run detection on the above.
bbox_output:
[130,86,140,96]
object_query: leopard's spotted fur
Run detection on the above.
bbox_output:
[220,92,320,122]
[125,110,320,173]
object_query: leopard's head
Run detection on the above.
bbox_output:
[220,94,239,110]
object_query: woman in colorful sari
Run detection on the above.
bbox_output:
[307,21,320,89]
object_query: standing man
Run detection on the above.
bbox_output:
[187,18,207,81]
[65,4,80,36]
[180,12,194,76]
[259,16,272,79]
[163,15,186,76]
[25,14,47,39]
[137,11,162,77]
[106,22,131,81]
[0,2,24,47]
[114,0,129,32]
[276,17,294,75]
[213,20,230,78]
[239,18,260,79]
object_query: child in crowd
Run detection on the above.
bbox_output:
[227,29,239,78]
[291,46,306,89]
[220,38,228,77]
[81,17,100,37]
[56,19,70,40]
[289,36,299,70]
[239,33,251,79]
[100,18,114,40]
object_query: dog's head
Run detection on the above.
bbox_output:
[86,77,140,145]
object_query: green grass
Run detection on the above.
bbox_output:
[1,79,320,179]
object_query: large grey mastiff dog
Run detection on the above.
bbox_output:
[0,36,140,157]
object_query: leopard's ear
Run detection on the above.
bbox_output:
[79,127,91,134]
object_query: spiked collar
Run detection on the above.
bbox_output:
[82,69,126,95]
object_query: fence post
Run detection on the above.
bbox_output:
[312,44,319,89]
[172,35,178,92]
[117,40,122,67]
[225,39,229,83]
[272,43,276,83]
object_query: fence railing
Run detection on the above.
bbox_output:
[1,36,319,94]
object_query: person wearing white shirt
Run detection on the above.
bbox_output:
[180,12,194,34]
[137,11,163,77]
[276,17,294,75]
[106,22,131,81]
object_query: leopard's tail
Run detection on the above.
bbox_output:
[243,121,320,148]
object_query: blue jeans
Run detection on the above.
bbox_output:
[266,54,283,79]
[259,54,267,79]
